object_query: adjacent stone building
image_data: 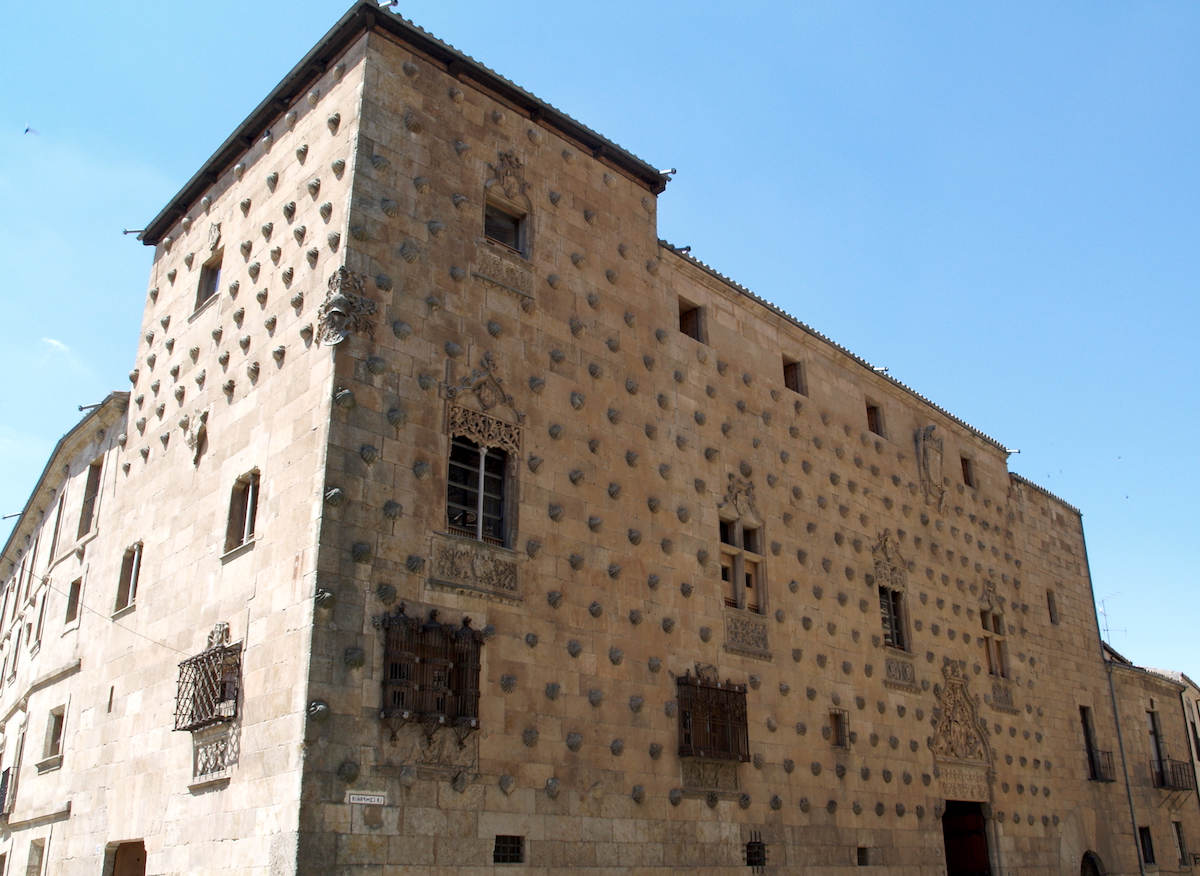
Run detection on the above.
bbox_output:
[1,3,1196,874]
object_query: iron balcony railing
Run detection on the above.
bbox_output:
[1152,758,1197,792]
[1088,749,1116,782]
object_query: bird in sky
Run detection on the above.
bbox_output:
[23,125,39,135]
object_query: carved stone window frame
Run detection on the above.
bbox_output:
[483,151,533,261]
[445,405,521,550]
[718,475,767,616]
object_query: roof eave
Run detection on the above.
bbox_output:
[141,1,665,245]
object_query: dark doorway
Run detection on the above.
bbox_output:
[113,841,147,876]
[1081,852,1104,876]
[942,801,992,876]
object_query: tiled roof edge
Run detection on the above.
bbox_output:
[1008,472,1081,516]
[1,392,129,568]
[142,1,667,245]
[658,241,1011,454]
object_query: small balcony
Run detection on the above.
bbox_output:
[1152,758,1197,792]
[1088,749,1117,782]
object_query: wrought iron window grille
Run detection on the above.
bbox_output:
[175,623,241,732]
[677,671,749,762]
[1153,757,1197,791]
[374,602,484,746]
[745,832,768,872]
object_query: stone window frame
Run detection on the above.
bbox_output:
[719,515,766,615]
[445,406,521,551]
[980,608,1008,678]
[865,400,885,438]
[196,249,224,313]
[482,151,533,261]
[782,357,806,396]
[114,541,143,614]
[878,582,909,652]
[224,469,260,555]
[678,295,707,343]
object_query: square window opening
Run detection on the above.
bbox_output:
[484,202,525,256]
[783,359,806,395]
[197,251,223,311]
[493,835,524,864]
[745,834,767,872]
[225,471,260,553]
[678,299,705,342]
[960,456,976,488]
[866,403,884,437]
[115,542,143,612]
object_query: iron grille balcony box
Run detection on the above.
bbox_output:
[175,640,242,732]
[677,672,749,762]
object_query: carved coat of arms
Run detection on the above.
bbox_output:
[317,267,376,344]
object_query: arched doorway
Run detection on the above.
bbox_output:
[1081,851,1104,876]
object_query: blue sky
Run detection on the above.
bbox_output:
[2,2,1197,673]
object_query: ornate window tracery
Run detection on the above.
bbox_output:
[446,405,520,548]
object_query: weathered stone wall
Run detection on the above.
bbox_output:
[0,34,369,876]
[296,24,1178,876]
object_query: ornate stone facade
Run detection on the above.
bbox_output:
[0,6,1192,876]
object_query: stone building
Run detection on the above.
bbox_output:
[1,2,1196,874]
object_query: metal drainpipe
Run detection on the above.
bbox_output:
[1082,522,1144,876]
[1106,660,1145,876]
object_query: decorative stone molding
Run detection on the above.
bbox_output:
[724,609,770,660]
[426,532,519,601]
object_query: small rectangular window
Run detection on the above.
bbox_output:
[484,203,524,255]
[48,496,64,561]
[225,471,260,553]
[115,543,142,612]
[783,359,806,395]
[678,299,704,342]
[960,456,976,488]
[65,579,81,624]
[879,586,907,650]
[745,834,767,871]
[857,847,870,866]
[1047,590,1059,624]
[44,707,65,759]
[830,709,849,748]
[197,251,223,310]
[493,835,524,864]
[1140,827,1156,866]
[33,593,47,645]
[77,460,103,539]
[866,404,884,437]
[26,839,44,876]
[1174,822,1188,865]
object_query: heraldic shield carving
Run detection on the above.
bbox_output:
[931,658,992,802]
[317,267,377,344]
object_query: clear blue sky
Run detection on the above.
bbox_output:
[2,2,1196,674]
